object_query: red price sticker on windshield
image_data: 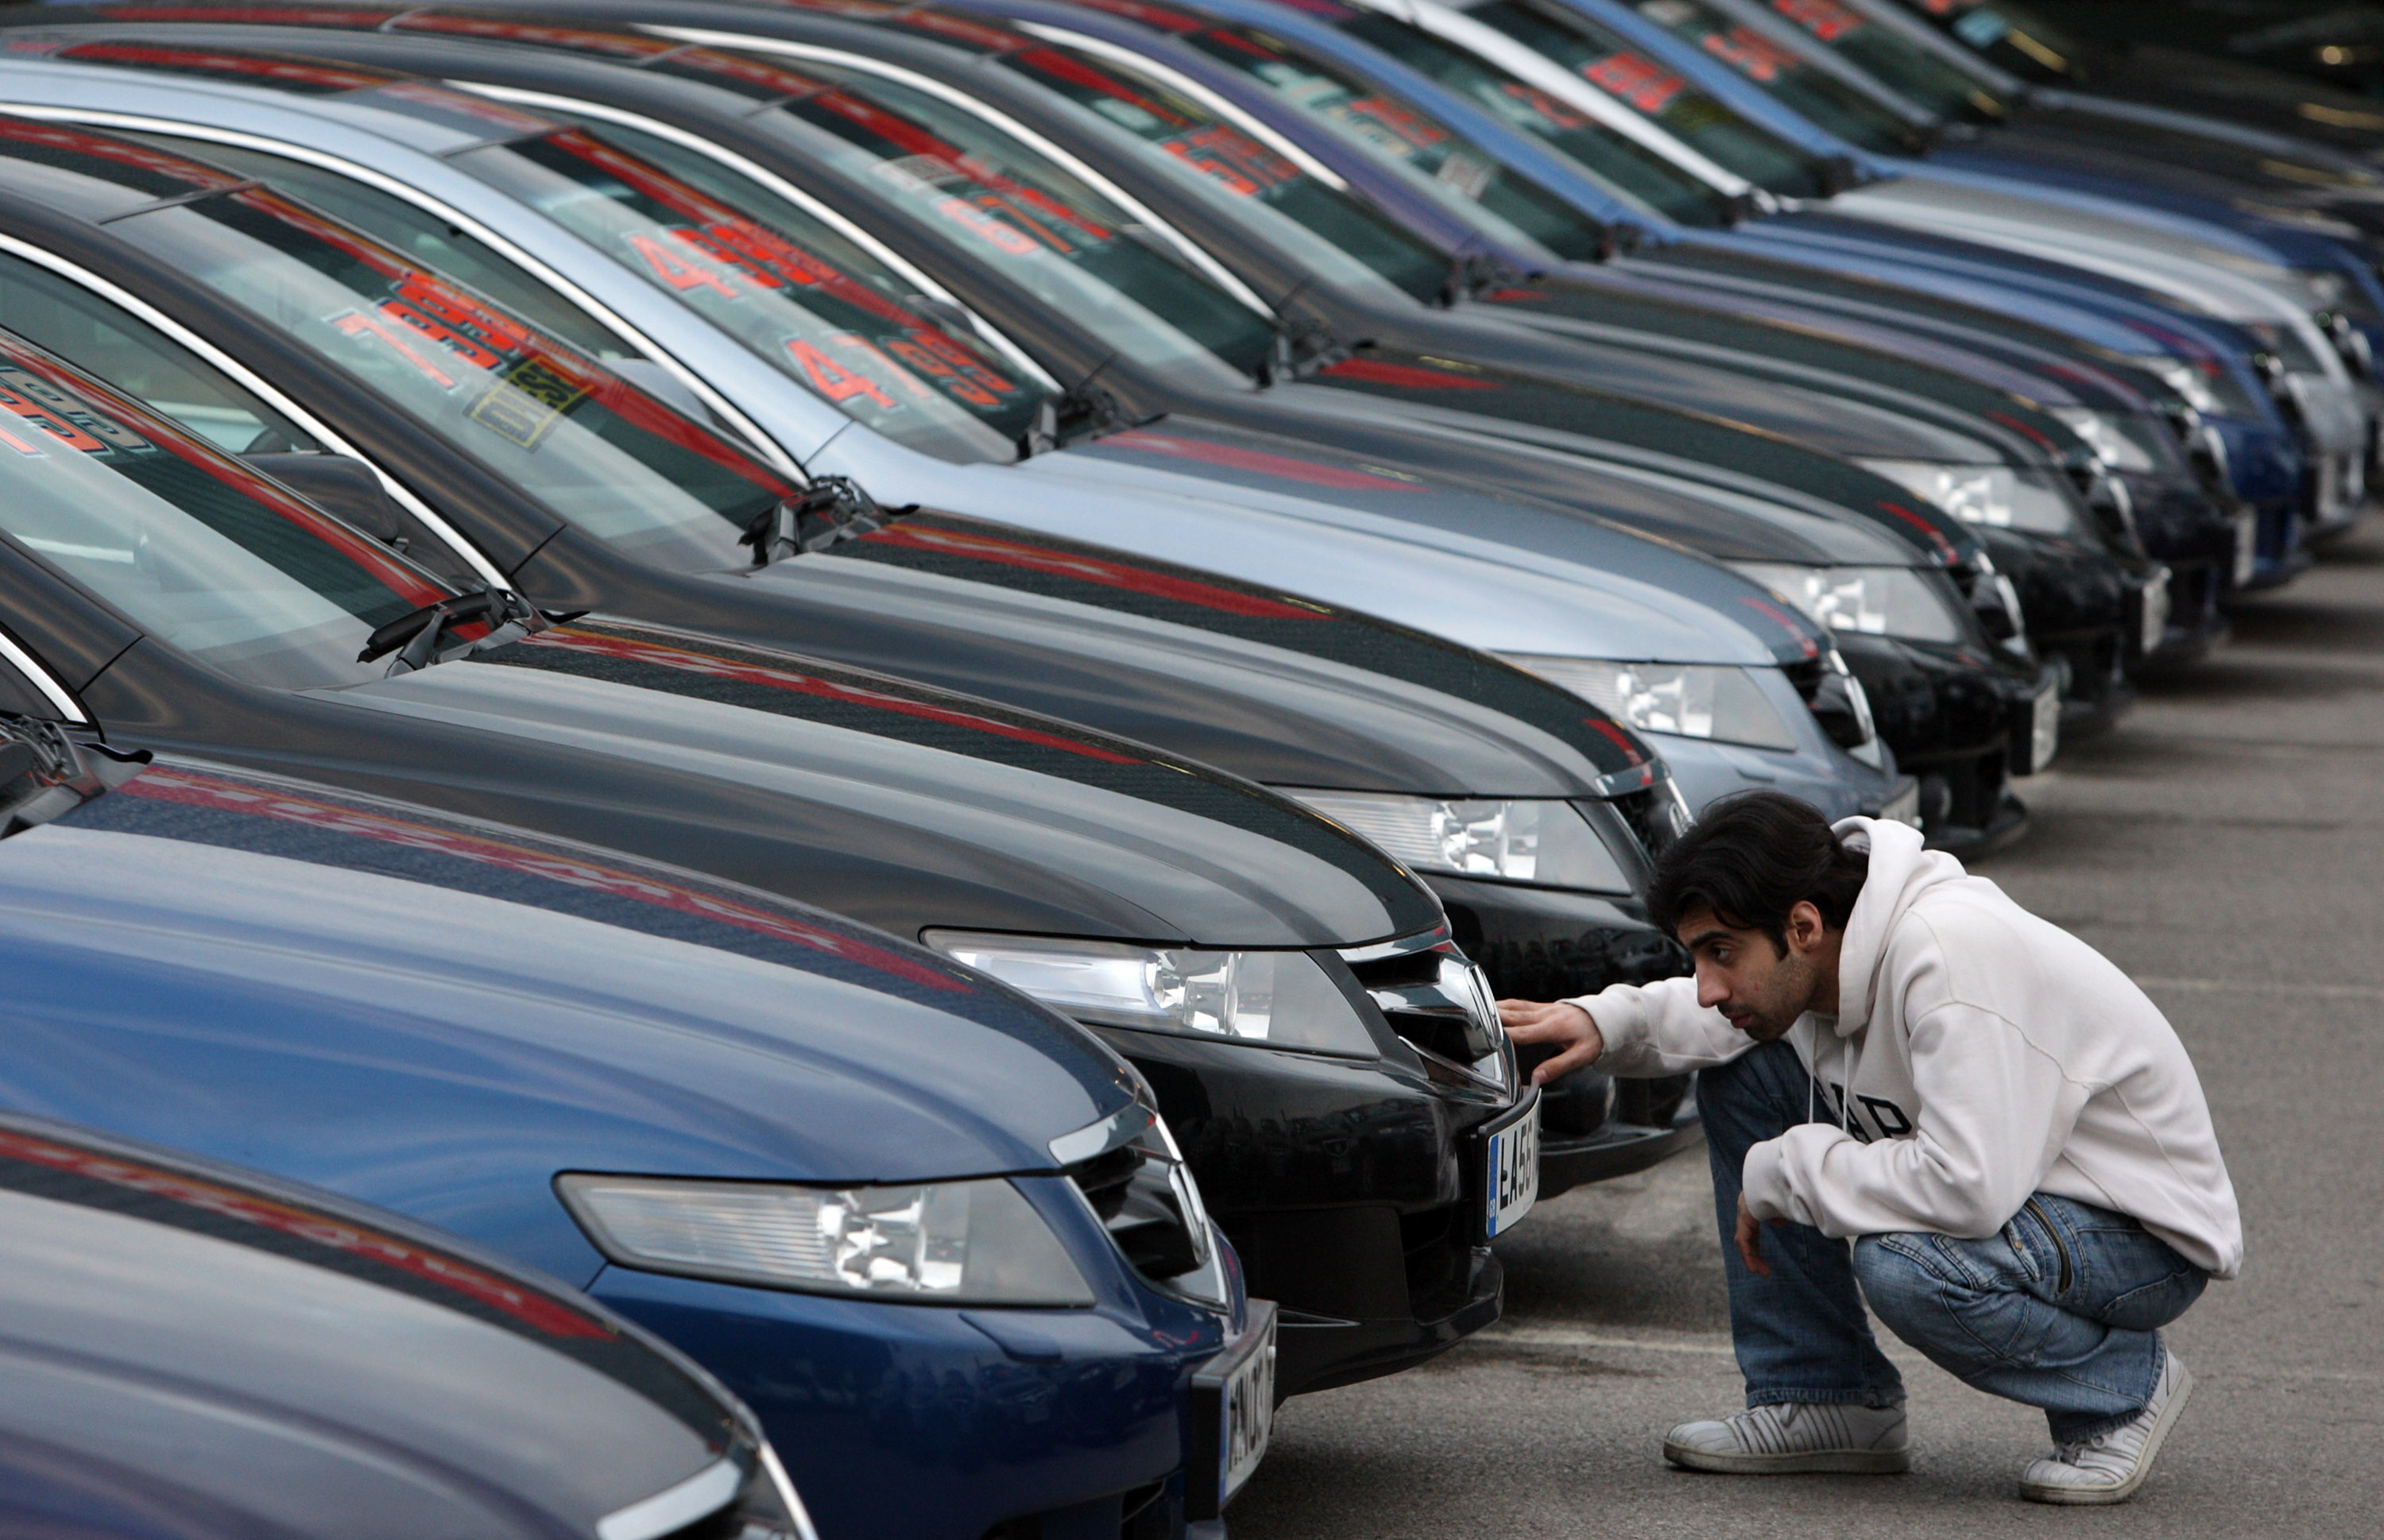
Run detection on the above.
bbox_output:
[1771,0,1866,41]
[1585,50,1685,114]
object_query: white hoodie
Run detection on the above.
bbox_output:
[1568,818,2243,1278]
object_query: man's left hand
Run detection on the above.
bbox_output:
[1735,1193,1787,1278]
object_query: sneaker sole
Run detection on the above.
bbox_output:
[1663,1441,1910,1476]
[2020,1359,2196,1506]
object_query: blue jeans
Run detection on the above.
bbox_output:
[1702,1040,2207,1442]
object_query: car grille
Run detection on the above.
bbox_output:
[1605,781,1689,862]
[1340,934,1508,1091]
[1066,1143,1206,1286]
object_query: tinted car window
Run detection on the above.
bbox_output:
[450,124,1045,460]
[1326,10,1735,224]
[1631,0,1929,152]
[747,56,1279,381]
[0,252,321,455]
[954,26,1454,304]
[1163,14,1611,261]
[0,335,450,691]
[1465,0,1830,197]
[1755,0,2004,119]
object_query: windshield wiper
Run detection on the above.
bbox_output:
[739,477,902,567]
[1260,286,1351,385]
[0,715,145,838]
[358,588,538,674]
[1017,358,1151,459]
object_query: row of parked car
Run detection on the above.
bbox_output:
[0,1,2367,1535]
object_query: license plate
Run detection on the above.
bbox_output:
[2028,683,2061,774]
[1484,1089,1540,1239]
[1188,1299,1276,1519]
[2232,509,2258,587]
[2139,566,2171,658]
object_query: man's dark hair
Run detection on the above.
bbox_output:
[1647,791,1871,952]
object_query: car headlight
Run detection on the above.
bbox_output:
[1492,656,1798,751]
[922,933,1379,1056]
[1857,460,2081,536]
[1730,563,1968,644]
[1274,792,1629,892]
[2049,409,2157,474]
[555,1172,1097,1306]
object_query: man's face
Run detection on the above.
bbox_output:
[1676,904,1824,1042]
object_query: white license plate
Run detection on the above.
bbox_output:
[2028,684,2061,775]
[1215,1306,1275,1509]
[1484,1093,1540,1239]
[2233,510,2258,587]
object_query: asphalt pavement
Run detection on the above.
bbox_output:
[1232,521,2384,1538]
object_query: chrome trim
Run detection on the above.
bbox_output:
[1047,1101,1156,1166]
[1589,760,1668,800]
[439,81,1057,389]
[0,104,802,481]
[0,226,511,590]
[1333,925,1453,966]
[0,627,85,724]
[595,1457,741,1540]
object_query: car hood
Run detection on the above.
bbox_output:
[304,617,1438,947]
[0,1112,742,1540]
[1,757,1144,1274]
[753,513,1665,797]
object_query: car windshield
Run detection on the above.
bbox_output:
[907,18,1454,304]
[1461,0,1832,197]
[0,329,454,691]
[1155,10,1610,261]
[733,51,1280,382]
[0,122,806,575]
[1627,0,1931,151]
[1751,0,2006,119]
[447,122,1048,461]
[1895,0,2084,86]
[1329,8,1738,225]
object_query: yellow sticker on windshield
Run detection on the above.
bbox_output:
[466,355,587,450]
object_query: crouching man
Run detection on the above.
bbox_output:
[1502,792,2239,1504]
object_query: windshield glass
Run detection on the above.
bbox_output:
[974,29,1452,304]
[1330,9,1736,225]
[745,52,1278,382]
[450,122,1046,461]
[1464,0,1830,196]
[1155,12,1608,260]
[1896,0,2084,85]
[1752,0,2006,119]
[1631,0,1928,153]
[0,332,451,691]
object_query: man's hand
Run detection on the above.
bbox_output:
[1498,999,1604,1085]
[1734,1193,1787,1278]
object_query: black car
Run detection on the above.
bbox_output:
[0,110,1702,1201]
[0,312,1523,1397]
[75,9,2063,846]
[0,1110,814,1540]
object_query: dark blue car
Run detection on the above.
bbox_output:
[0,715,1272,1540]
[0,1106,817,1540]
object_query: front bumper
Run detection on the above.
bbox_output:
[590,1259,1233,1540]
[1973,525,2139,740]
[1424,875,1700,1201]
[1094,985,1515,1399]
[1836,634,2034,856]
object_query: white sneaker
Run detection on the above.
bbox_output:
[1662,1400,1910,1474]
[2020,1349,2195,1505]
